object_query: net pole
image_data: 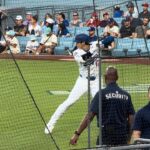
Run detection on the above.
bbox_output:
[92,0,102,146]
[87,65,91,148]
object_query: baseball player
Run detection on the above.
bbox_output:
[45,34,101,134]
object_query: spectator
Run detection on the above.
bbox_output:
[139,3,150,20]
[85,12,101,27]
[0,30,20,54]
[88,27,98,42]
[40,13,53,27]
[104,18,119,37]
[124,1,138,18]
[100,35,115,52]
[42,18,55,34]
[26,15,42,37]
[134,17,150,38]
[113,5,124,18]
[25,35,39,54]
[132,87,150,142]
[36,27,57,55]
[119,17,135,38]
[57,23,70,37]
[70,11,83,27]
[100,12,118,28]
[70,66,135,146]
[57,12,69,27]
[23,12,32,26]
[14,15,26,36]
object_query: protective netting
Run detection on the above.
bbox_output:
[0,0,150,150]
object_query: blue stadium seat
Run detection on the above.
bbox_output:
[67,27,76,36]
[54,46,66,55]
[113,17,123,26]
[111,48,126,57]
[75,27,89,35]
[117,38,133,49]
[59,37,74,48]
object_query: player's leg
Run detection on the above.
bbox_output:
[45,76,88,134]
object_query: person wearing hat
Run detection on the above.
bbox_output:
[36,27,57,55]
[124,1,138,18]
[14,15,26,36]
[70,11,83,27]
[103,18,119,37]
[139,2,150,20]
[0,30,20,54]
[85,12,101,27]
[88,27,98,42]
[120,17,135,38]
[25,35,39,54]
[100,12,118,27]
[41,17,55,35]
[113,5,124,18]
[45,33,100,134]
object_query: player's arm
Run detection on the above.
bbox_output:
[70,112,95,145]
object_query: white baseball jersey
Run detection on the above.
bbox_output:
[45,42,101,133]
[73,42,99,78]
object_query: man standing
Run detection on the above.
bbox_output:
[45,34,100,134]
[132,87,150,141]
[70,66,135,146]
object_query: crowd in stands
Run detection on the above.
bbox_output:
[0,1,150,55]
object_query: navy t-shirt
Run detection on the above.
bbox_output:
[90,82,135,135]
[132,102,150,139]
[89,35,98,42]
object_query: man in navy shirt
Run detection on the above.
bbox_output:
[132,87,150,141]
[70,66,135,146]
[88,27,98,43]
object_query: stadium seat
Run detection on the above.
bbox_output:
[75,27,89,35]
[54,46,66,55]
[58,37,74,49]
[113,17,123,26]
[67,27,76,36]
[116,38,133,49]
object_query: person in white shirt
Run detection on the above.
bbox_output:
[36,27,57,55]
[44,34,100,134]
[124,1,138,18]
[0,30,20,54]
[104,18,119,37]
[26,35,39,54]
[26,15,42,37]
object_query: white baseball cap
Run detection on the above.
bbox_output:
[46,18,54,24]
[16,15,23,20]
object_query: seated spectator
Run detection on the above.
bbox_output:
[57,12,69,27]
[0,30,20,54]
[139,3,150,20]
[57,23,70,37]
[42,18,54,35]
[85,12,101,27]
[124,1,138,18]
[100,12,118,27]
[23,12,32,26]
[88,27,98,42]
[70,11,83,27]
[100,35,115,51]
[119,17,135,38]
[36,27,57,55]
[14,15,26,36]
[113,5,124,18]
[104,18,119,37]
[40,13,53,27]
[26,15,42,37]
[25,35,39,54]
[134,17,150,38]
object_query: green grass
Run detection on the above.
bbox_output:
[0,59,149,150]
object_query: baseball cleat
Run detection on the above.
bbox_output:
[44,125,54,134]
